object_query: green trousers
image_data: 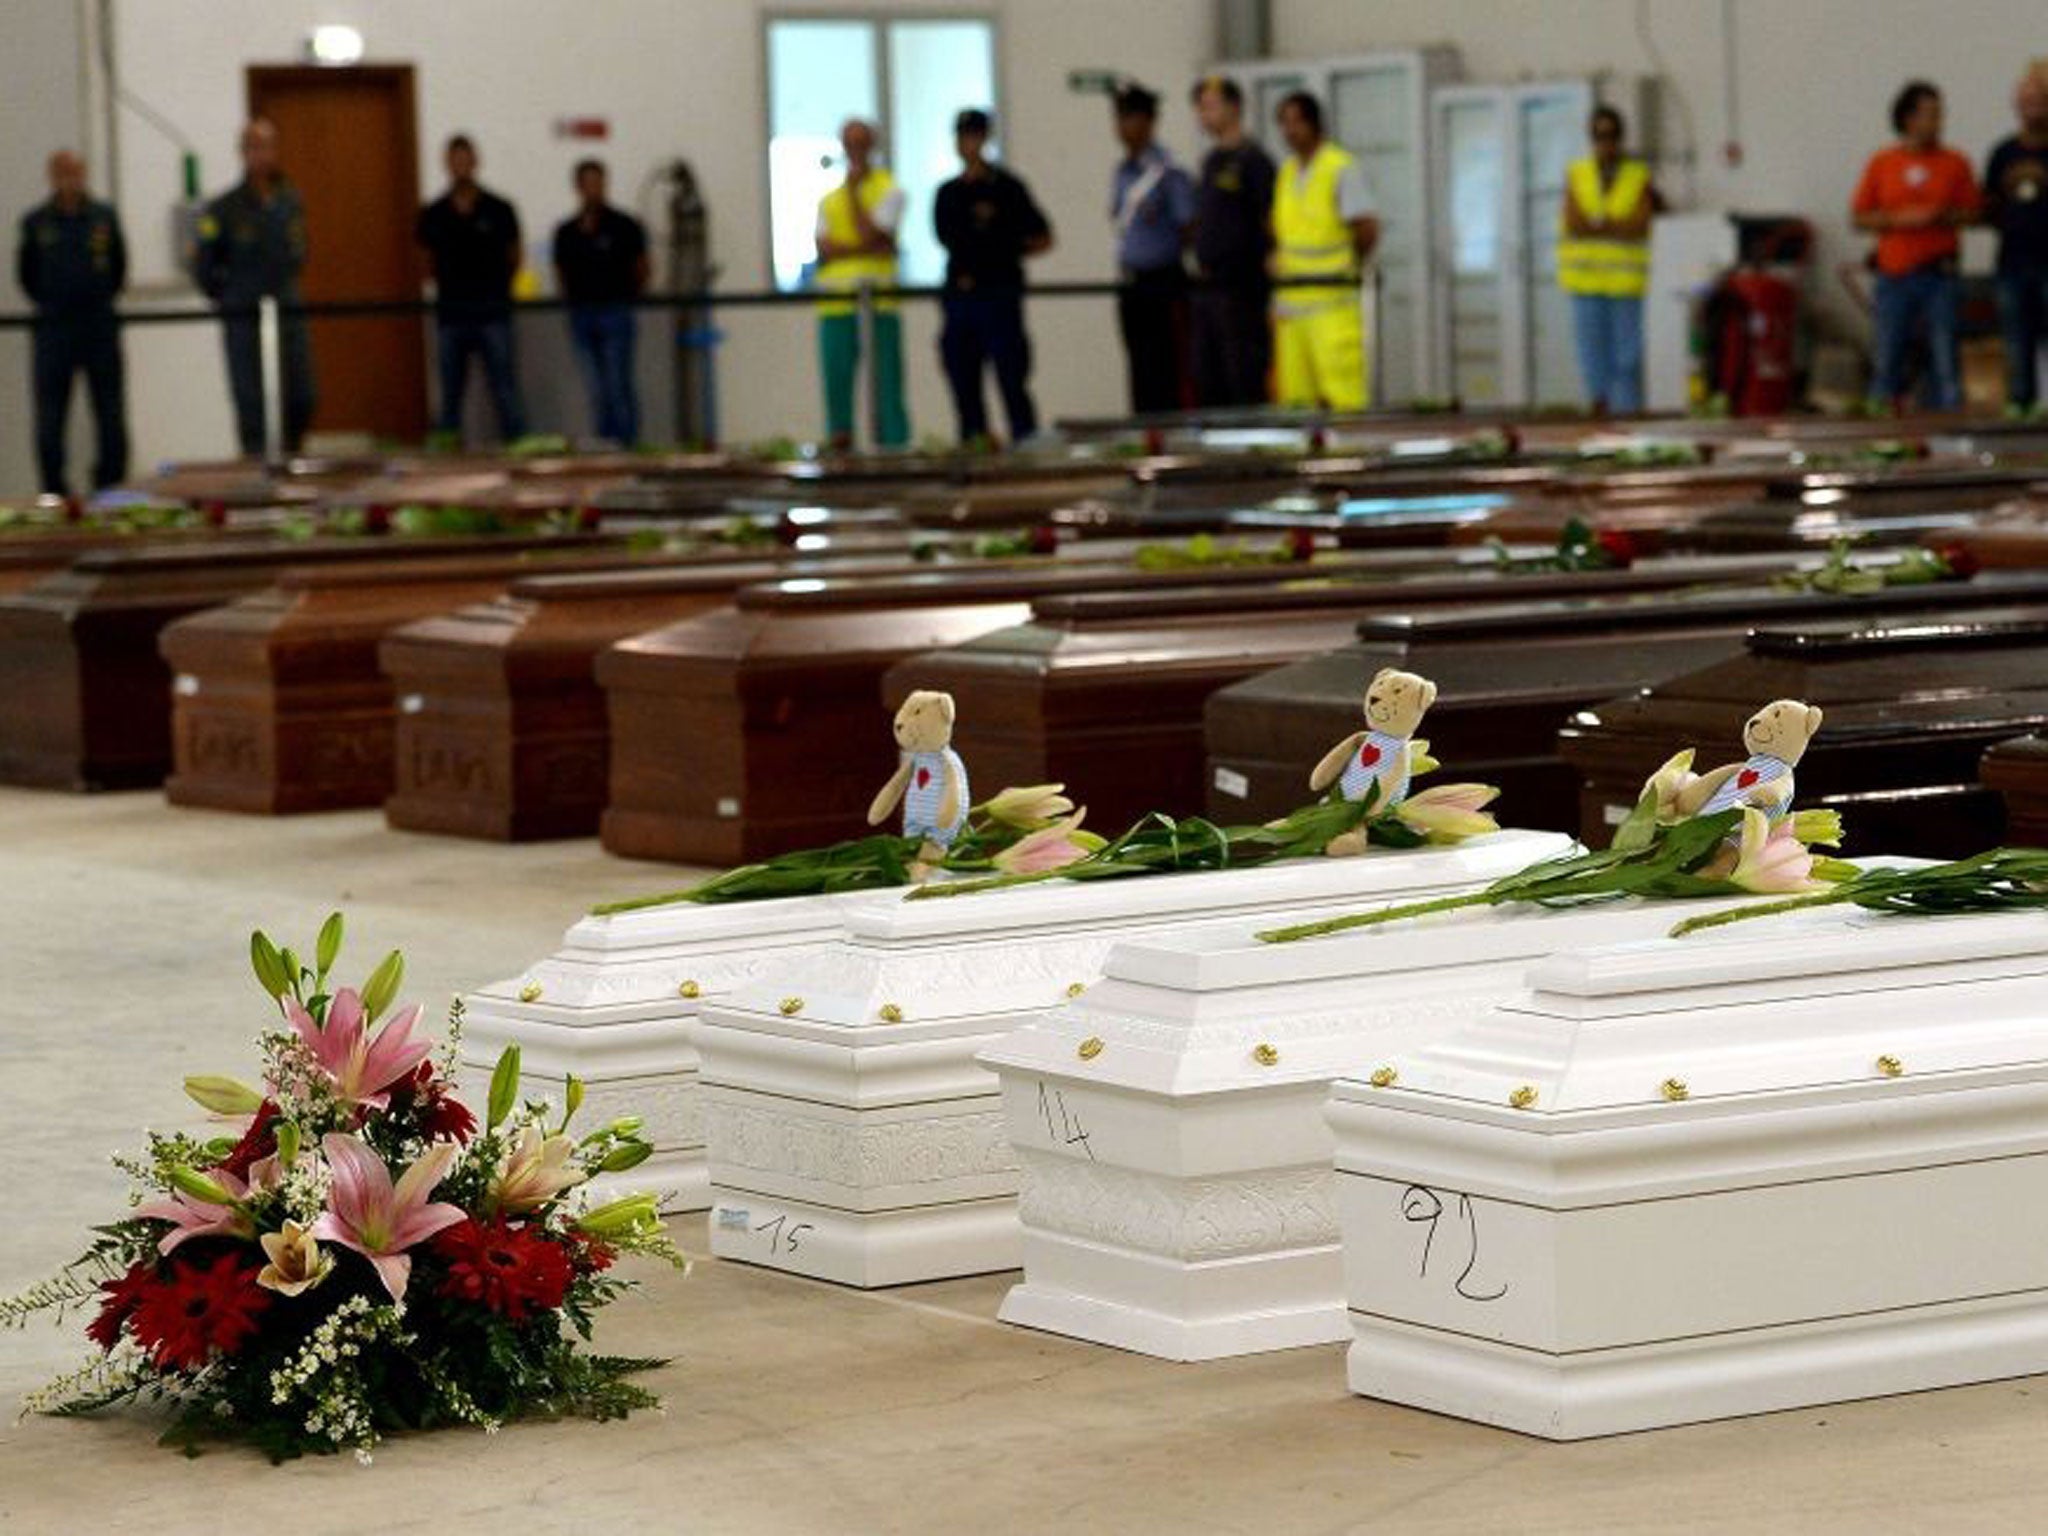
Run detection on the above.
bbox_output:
[818,310,909,447]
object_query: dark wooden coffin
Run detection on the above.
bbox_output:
[1205,571,2048,839]
[1556,609,2048,858]
[883,553,1795,832]
[0,534,604,792]
[1980,732,2048,844]
[159,542,639,814]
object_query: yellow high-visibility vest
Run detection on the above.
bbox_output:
[1558,156,1651,297]
[1273,141,1358,315]
[816,168,900,315]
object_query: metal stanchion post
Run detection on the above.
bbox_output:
[258,295,285,464]
[855,280,876,454]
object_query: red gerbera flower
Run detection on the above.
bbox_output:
[215,1100,280,1182]
[128,1252,271,1372]
[433,1219,576,1322]
[85,1262,159,1352]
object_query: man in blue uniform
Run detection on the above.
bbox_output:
[1108,83,1196,414]
[418,134,528,442]
[195,119,315,457]
[15,150,128,494]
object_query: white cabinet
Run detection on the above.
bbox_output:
[1214,47,1461,405]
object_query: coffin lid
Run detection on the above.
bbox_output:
[712,830,1571,1035]
[1341,910,2048,1121]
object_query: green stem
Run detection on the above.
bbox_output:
[1256,889,1497,943]
[1665,887,1856,937]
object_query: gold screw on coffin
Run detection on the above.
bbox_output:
[1876,1054,1905,1078]
[778,997,804,1017]
[1253,1043,1280,1067]
[1660,1078,1690,1102]
[678,979,702,1000]
[518,983,542,1003]
[1077,1037,1105,1061]
[1065,982,1087,999]
[1368,1066,1398,1089]
[878,1003,904,1023]
[1508,1085,1538,1110]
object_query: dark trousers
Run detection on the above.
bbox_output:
[1997,269,2048,410]
[940,290,1037,444]
[1190,278,1271,408]
[1187,280,1261,405]
[569,304,640,444]
[1118,265,1190,415]
[32,311,128,494]
[222,311,316,457]
[436,314,527,439]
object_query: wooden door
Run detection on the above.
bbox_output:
[247,65,426,441]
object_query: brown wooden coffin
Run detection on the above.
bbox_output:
[1556,609,2048,858]
[593,548,1559,865]
[0,534,604,792]
[159,542,641,814]
[883,554,1797,832]
[1204,571,2048,838]
[1980,732,2048,844]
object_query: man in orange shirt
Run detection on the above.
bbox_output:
[1851,80,1981,410]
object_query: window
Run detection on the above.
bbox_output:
[766,14,998,291]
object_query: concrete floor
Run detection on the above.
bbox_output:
[5,789,2048,1534]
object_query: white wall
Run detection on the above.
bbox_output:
[0,0,1218,490]
[1271,0,2035,344]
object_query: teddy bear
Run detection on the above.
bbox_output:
[1309,667,1438,856]
[1672,698,1824,822]
[868,690,970,877]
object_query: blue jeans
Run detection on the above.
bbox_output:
[940,291,1037,443]
[570,305,640,445]
[436,314,527,439]
[1997,270,2048,410]
[1569,293,1644,413]
[1870,265,1960,410]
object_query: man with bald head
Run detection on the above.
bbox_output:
[16,150,128,494]
[195,118,315,456]
[1985,65,2048,413]
[813,117,908,449]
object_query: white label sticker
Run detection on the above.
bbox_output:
[714,1206,750,1231]
[1213,766,1250,799]
[1602,802,1630,826]
[174,674,199,697]
[399,694,424,714]
[716,797,741,818]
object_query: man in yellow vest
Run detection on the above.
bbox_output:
[815,118,909,449]
[1559,105,1660,414]
[1271,90,1377,411]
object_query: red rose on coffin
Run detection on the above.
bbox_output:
[1285,526,1317,563]
[433,1219,576,1322]
[1936,543,1981,580]
[1026,524,1059,556]
[128,1252,270,1372]
[86,1262,157,1352]
[1595,528,1638,568]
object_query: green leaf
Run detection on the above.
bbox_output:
[315,912,344,979]
[487,1045,521,1130]
[249,931,289,998]
[359,949,405,1022]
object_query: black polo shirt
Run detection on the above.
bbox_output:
[417,186,520,316]
[552,206,648,305]
[934,165,1050,293]
[1194,140,1276,286]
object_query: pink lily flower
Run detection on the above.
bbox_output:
[310,1134,467,1303]
[286,988,434,1110]
[136,1171,253,1256]
[1393,782,1501,843]
[1727,808,1823,895]
[991,811,1097,875]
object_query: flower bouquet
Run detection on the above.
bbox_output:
[3,916,683,1462]
[1256,750,1853,943]
[592,783,1093,911]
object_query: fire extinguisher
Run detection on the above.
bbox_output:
[1715,269,1799,417]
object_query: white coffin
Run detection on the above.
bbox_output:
[981,890,1786,1361]
[462,893,864,1209]
[697,829,1571,1288]
[1329,910,2048,1439]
